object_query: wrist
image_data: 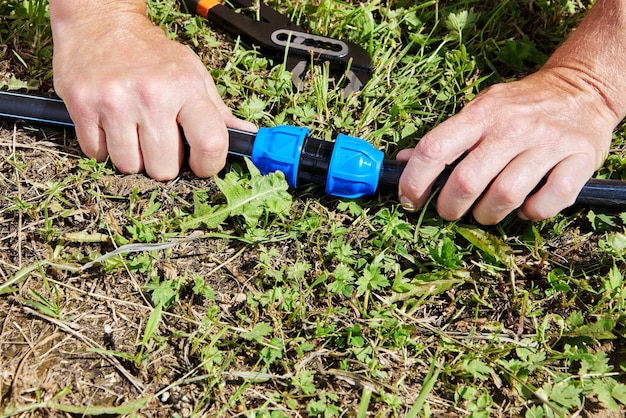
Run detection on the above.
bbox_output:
[536,65,626,128]
[50,0,148,45]
[541,0,626,123]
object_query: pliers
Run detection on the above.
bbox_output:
[183,0,373,95]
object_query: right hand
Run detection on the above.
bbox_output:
[397,69,617,224]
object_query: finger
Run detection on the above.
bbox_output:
[470,149,554,225]
[178,97,229,178]
[518,154,595,221]
[223,112,258,133]
[102,118,144,174]
[74,120,108,162]
[435,136,526,221]
[398,118,492,214]
[138,119,184,181]
[63,101,109,161]
[203,77,258,133]
[398,115,486,211]
[217,102,257,133]
[396,148,413,161]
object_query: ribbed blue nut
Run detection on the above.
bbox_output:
[326,134,384,198]
[251,125,309,188]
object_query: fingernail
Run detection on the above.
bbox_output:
[400,195,417,212]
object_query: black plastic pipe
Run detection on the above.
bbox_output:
[1,90,625,208]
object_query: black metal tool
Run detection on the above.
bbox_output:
[184,0,373,95]
[1,90,626,208]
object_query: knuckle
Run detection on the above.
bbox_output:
[577,139,603,162]
[522,178,580,221]
[550,176,580,203]
[169,62,208,93]
[490,182,524,209]
[415,136,444,165]
[98,83,130,117]
[506,118,532,139]
[64,82,91,107]
[188,129,228,177]
[192,129,228,159]
[62,83,99,122]
[194,144,227,164]
[135,81,162,109]
[452,173,483,201]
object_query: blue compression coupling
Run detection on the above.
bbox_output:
[326,134,384,198]
[251,125,309,187]
[251,125,384,199]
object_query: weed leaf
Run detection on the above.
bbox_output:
[455,226,514,267]
[188,200,230,230]
[218,159,291,225]
[181,159,291,231]
[567,316,616,340]
[445,10,478,36]
[391,270,467,300]
[599,232,626,256]
[356,263,390,296]
[593,379,624,410]
[549,381,582,410]
[611,382,626,405]
[141,304,163,352]
[242,322,273,343]
[145,280,177,308]
[461,359,492,380]
[524,405,545,418]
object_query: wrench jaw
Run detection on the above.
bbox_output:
[286,58,370,98]
[343,69,368,97]
[288,60,308,92]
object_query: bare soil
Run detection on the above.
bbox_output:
[0,124,260,416]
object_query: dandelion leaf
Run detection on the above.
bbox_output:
[180,158,291,231]
[456,226,514,267]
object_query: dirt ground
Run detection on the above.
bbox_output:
[0,123,266,416]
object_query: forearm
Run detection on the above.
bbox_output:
[543,0,626,123]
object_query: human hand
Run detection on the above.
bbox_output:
[50,2,256,181]
[397,69,617,224]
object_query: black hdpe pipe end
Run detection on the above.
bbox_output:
[574,178,626,208]
[0,90,257,159]
[1,90,626,209]
[377,157,626,210]
[0,91,74,126]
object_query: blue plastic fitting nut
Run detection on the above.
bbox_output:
[326,134,384,198]
[251,125,309,188]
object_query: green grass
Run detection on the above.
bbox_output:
[1,0,625,417]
